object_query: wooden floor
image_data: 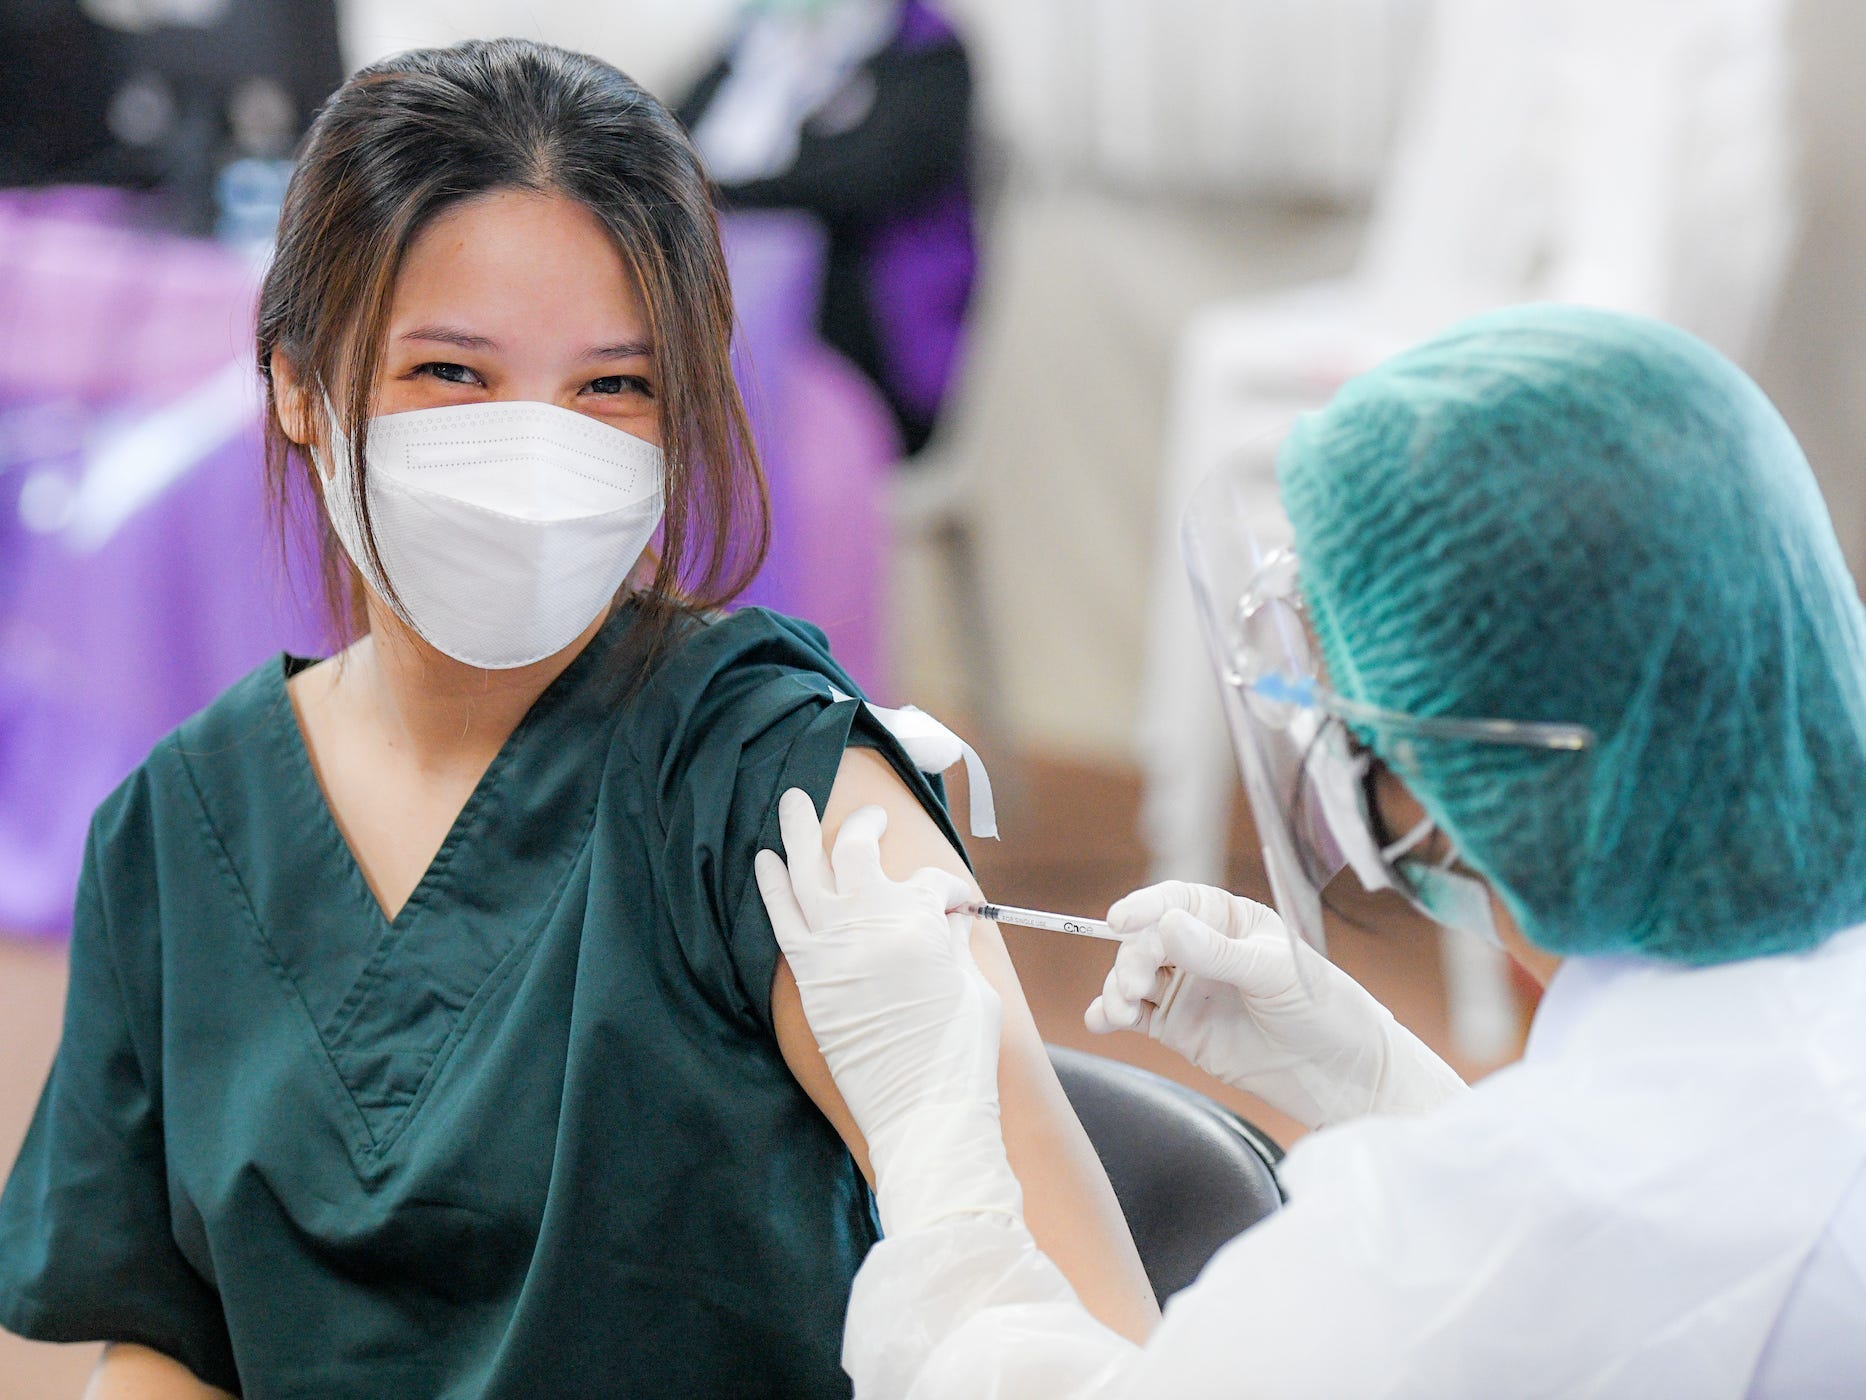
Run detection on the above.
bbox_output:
[0,751,1526,1396]
[0,936,93,1395]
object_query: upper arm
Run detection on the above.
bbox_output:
[86,1344,234,1400]
[771,747,1161,1341]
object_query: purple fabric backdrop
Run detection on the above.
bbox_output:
[0,191,320,935]
[725,209,898,695]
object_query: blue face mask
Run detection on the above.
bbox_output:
[1399,858,1503,950]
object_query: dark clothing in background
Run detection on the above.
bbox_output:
[679,2,977,457]
[0,0,342,235]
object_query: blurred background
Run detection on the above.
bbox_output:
[5,0,1865,1387]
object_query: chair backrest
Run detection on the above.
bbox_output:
[1356,0,1795,362]
[1047,1044,1283,1304]
[1354,0,1560,308]
[1539,0,1794,362]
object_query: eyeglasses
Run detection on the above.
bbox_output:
[1226,547,1594,766]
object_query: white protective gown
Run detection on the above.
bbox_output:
[847,926,1866,1398]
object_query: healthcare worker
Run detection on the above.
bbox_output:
[755,304,1866,1397]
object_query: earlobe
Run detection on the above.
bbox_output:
[269,349,317,450]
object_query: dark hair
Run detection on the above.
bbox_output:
[256,37,766,681]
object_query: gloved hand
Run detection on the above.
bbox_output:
[755,788,1022,1234]
[1085,881,1467,1130]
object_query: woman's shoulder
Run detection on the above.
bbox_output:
[652,605,846,684]
[93,654,292,848]
[624,606,859,744]
[175,651,296,745]
[611,604,879,822]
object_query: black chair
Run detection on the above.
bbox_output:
[1048,1044,1284,1305]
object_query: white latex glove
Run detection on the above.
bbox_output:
[754,788,1022,1234]
[1085,881,1468,1130]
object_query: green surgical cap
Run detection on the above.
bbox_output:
[1277,304,1866,964]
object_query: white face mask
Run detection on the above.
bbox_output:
[317,400,665,670]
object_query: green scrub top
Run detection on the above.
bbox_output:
[0,605,964,1398]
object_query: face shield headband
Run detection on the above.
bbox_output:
[1180,463,1597,961]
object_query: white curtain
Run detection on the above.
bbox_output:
[336,0,739,95]
[946,0,1424,201]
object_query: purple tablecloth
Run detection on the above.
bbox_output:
[0,194,897,937]
[0,191,320,935]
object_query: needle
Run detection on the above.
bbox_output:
[955,901,1122,941]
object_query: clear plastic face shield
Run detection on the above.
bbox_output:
[1181,462,1597,962]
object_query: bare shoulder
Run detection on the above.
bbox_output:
[819,746,979,888]
[86,1343,235,1399]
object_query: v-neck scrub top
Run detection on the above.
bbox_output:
[0,605,964,1398]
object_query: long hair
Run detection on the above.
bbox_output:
[256,37,767,684]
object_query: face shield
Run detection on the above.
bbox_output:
[1181,461,1597,960]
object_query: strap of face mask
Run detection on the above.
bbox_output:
[1380,815,1436,863]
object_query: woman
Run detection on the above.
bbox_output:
[757,304,1866,1396]
[0,39,1156,1397]
[676,0,976,457]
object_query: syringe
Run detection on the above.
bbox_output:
[955,901,1122,941]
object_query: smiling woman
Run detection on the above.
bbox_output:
[0,37,1155,1400]
[256,38,762,670]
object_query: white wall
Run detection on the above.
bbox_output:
[337,0,738,96]
[1751,0,1866,582]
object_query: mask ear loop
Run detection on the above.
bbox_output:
[1349,743,1440,924]
[1287,714,1419,998]
[313,390,353,488]
[1362,756,1494,944]
[1379,815,1436,863]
